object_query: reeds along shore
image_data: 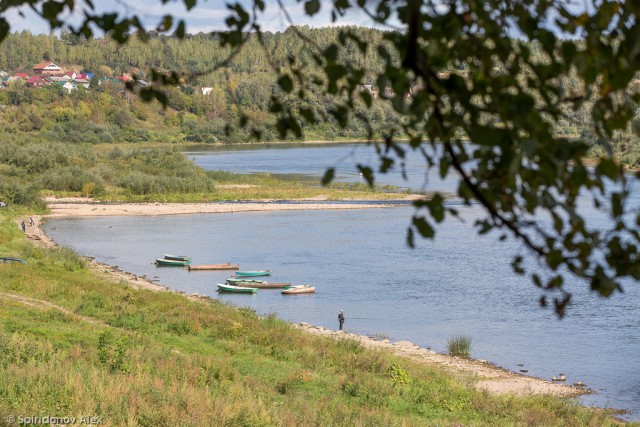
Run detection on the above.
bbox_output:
[0,211,622,426]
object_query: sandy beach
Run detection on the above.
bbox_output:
[19,198,588,400]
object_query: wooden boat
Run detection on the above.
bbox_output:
[163,254,191,262]
[226,278,267,285]
[217,283,257,294]
[155,258,190,267]
[237,282,292,289]
[235,270,271,277]
[281,285,316,295]
[189,263,239,271]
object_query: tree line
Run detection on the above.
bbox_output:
[0,28,637,166]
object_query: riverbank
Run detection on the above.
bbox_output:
[23,200,587,400]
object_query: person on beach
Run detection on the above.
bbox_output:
[29,217,34,227]
[338,310,345,331]
[21,221,26,232]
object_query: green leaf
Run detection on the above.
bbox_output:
[322,168,335,186]
[406,227,415,248]
[278,75,294,93]
[357,165,374,186]
[595,158,619,180]
[305,0,321,15]
[412,216,435,239]
[174,20,186,39]
[0,18,9,43]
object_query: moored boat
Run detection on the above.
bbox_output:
[226,278,267,286]
[281,285,316,295]
[217,283,257,294]
[189,263,239,271]
[156,258,190,267]
[163,254,191,262]
[237,282,291,289]
[235,270,271,277]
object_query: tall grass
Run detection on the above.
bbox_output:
[447,335,472,358]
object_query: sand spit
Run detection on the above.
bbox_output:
[44,201,404,217]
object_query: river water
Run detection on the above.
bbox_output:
[44,143,639,420]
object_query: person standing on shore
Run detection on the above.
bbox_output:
[29,217,34,227]
[21,221,26,232]
[338,310,345,331]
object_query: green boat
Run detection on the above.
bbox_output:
[155,258,190,267]
[217,283,257,294]
[226,278,267,286]
[235,270,271,277]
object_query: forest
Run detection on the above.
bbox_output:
[0,28,639,187]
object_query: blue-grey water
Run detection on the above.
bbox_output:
[45,144,639,420]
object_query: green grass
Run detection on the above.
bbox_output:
[0,213,632,426]
[447,335,472,358]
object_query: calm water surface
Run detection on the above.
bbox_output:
[45,144,639,420]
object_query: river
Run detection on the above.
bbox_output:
[44,143,639,420]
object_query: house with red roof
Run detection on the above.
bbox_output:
[13,72,29,79]
[26,75,49,87]
[33,61,62,75]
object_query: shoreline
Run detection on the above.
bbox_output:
[20,199,589,401]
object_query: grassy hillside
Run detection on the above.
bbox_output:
[0,211,627,426]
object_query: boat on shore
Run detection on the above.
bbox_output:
[189,263,239,271]
[235,270,271,277]
[281,285,316,295]
[156,258,190,267]
[0,257,28,265]
[217,283,257,294]
[163,254,191,262]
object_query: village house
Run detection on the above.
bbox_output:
[47,73,71,82]
[33,61,62,75]
[63,70,77,80]
[73,77,91,88]
[26,75,49,87]
[13,72,29,80]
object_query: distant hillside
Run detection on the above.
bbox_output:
[0,28,638,166]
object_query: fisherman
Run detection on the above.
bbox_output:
[338,310,345,331]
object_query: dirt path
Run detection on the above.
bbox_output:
[0,291,109,327]
[16,201,588,399]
